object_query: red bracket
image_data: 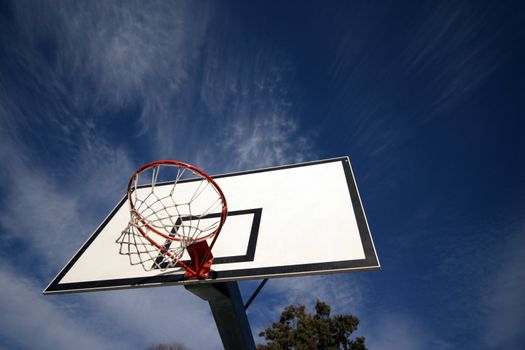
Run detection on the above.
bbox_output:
[185,240,214,279]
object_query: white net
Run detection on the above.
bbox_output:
[116,162,226,271]
[116,221,185,271]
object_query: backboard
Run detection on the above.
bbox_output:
[44,157,379,294]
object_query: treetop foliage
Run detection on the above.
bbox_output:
[257,300,367,350]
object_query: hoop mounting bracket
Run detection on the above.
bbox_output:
[185,240,214,279]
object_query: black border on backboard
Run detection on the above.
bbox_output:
[44,157,379,294]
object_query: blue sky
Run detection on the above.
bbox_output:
[1,1,524,349]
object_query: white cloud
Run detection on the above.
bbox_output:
[73,133,135,207]
[0,257,222,350]
[0,166,79,266]
[11,1,316,167]
[10,1,214,160]
[482,223,525,348]
[14,1,209,109]
[193,48,316,172]
[217,111,313,171]
[0,133,134,272]
[264,274,364,313]
[0,261,127,350]
[363,312,454,350]
[82,287,222,349]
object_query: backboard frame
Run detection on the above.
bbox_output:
[44,156,379,294]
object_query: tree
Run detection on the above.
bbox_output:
[257,300,367,350]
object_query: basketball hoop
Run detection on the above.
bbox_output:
[116,160,227,279]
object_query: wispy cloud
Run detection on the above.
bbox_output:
[0,159,80,268]
[0,128,133,273]
[214,109,313,171]
[364,312,453,350]
[84,287,222,349]
[14,1,209,109]
[194,42,316,171]
[0,257,222,349]
[401,0,505,119]
[375,190,525,348]
[482,222,525,348]
[10,1,213,160]
[0,260,127,350]
[12,1,317,168]
[263,275,364,313]
[319,0,512,166]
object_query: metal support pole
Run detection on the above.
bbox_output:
[185,282,256,350]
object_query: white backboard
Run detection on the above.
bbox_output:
[44,157,379,294]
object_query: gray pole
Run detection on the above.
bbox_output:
[185,282,256,350]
